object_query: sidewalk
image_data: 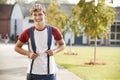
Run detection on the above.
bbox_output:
[0,43,83,80]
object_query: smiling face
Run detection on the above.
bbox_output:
[30,4,46,28]
[32,11,46,27]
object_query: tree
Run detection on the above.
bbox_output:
[0,0,7,4]
[64,14,83,55]
[72,0,115,64]
[47,2,68,33]
[47,2,81,55]
[65,14,83,37]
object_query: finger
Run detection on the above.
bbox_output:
[34,53,39,58]
[44,50,53,56]
[48,51,53,56]
[31,53,39,59]
[35,53,39,56]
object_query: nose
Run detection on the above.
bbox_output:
[36,15,41,19]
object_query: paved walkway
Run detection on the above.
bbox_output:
[0,43,83,80]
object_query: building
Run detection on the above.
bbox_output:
[109,7,120,45]
[0,3,23,40]
[0,4,13,39]
[0,3,120,46]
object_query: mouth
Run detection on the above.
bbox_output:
[36,18,43,22]
[35,19,43,25]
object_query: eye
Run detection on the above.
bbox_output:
[38,13,43,16]
[33,14,37,16]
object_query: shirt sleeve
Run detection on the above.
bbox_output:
[18,28,30,43]
[52,26,63,41]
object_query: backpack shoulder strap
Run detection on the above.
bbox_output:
[29,26,36,74]
[30,26,36,53]
[30,26,52,52]
[29,25,52,74]
[46,25,52,74]
[47,25,52,50]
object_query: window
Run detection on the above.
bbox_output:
[117,34,120,40]
[116,42,120,45]
[110,22,120,45]
[110,42,116,45]
[111,25,115,32]
[117,25,120,32]
[116,22,120,24]
[111,33,115,39]
[29,19,34,23]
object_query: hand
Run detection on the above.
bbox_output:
[28,52,39,59]
[45,50,54,56]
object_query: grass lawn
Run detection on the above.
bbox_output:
[55,46,120,80]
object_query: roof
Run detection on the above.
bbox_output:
[20,3,75,18]
[20,3,120,20]
[0,4,14,20]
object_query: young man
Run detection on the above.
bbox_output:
[14,4,66,80]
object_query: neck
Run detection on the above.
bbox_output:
[35,24,45,30]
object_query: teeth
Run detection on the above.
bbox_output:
[37,20,42,22]
[37,21,40,22]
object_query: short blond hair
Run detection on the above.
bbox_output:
[30,4,46,15]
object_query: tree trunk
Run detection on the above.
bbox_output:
[94,36,97,63]
[87,35,90,45]
[104,33,109,46]
[69,31,72,52]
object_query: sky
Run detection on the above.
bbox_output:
[107,0,120,7]
[7,0,120,7]
[26,0,80,4]
[68,0,120,7]
[68,0,79,4]
[7,0,80,4]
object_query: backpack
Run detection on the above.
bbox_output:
[29,25,52,75]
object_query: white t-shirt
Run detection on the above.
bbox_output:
[18,25,63,75]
